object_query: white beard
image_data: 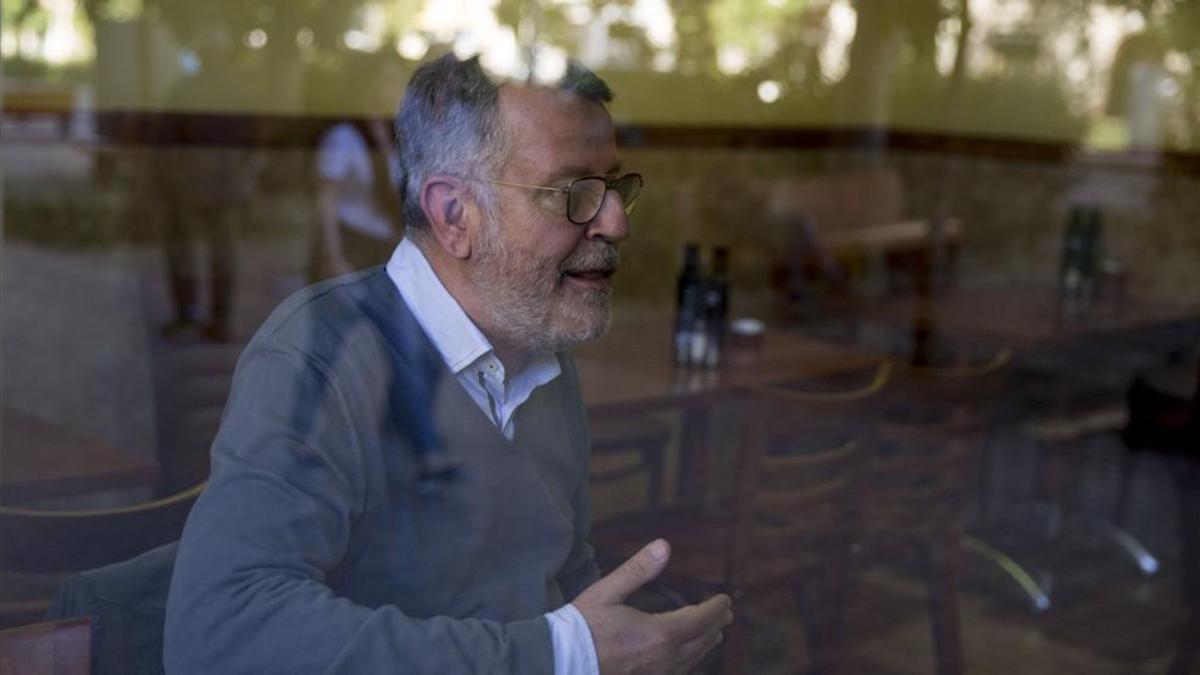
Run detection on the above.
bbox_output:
[469,215,616,354]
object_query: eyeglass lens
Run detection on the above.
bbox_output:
[567,174,643,224]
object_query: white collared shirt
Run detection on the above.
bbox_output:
[385,237,599,675]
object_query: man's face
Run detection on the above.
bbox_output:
[468,86,630,355]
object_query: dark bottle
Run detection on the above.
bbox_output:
[702,246,731,368]
[675,282,706,367]
[1078,206,1104,306]
[676,244,701,309]
[1059,205,1087,311]
[673,244,703,367]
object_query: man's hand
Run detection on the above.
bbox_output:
[573,539,733,675]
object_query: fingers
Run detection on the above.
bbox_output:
[658,593,733,644]
[578,539,671,606]
[672,624,725,675]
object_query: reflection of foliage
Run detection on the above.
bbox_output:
[378,0,425,40]
[79,0,142,24]
[3,0,48,36]
[494,0,573,65]
[1029,0,1199,146]
[840,0,945,105]
[670,0,717,74]
[708,0,810,67]
[151,0,366,52]
[607,20,656,68]
[4,0,1197,149]
[888,62,1087,142]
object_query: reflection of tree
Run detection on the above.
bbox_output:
[1102,0,1199,147]
[671,0,717,75]
[1165,1,1200,147]
[150,0,365,51]
[4,0,49,40]
[1026,0,1200,149]
[839,0,945,129]
[148,0,382,112]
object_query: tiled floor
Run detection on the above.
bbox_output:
[672,547,1190,674]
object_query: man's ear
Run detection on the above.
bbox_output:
[420,175,478,260]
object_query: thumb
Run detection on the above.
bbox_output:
[579,539,670,606]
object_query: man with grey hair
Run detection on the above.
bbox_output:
[164,54,731,674]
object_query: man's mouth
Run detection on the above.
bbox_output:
[565,268,615,280]
[562,267,616,286]
[560,243,620,288]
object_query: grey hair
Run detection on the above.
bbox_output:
[394,54,614,238]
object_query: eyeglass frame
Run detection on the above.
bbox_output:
[471,172,644,225]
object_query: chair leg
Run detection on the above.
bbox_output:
[1168,458,1200,675]
[722,598,746,675]
[821,548,851,675]
[644,441,664,507]
[924,538,965,675]
[1033,441,1068,540]
[795,582,826,675]
[795,555,850,675]
[1111,447,1140,527]
[795,580,845,675]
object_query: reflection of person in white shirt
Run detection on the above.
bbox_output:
[309,119,402,281]
[1107,32,1170,151]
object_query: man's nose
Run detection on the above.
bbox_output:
[585,189,631,243]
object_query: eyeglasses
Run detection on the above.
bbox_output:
[480,173,643,225]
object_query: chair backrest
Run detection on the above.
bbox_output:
[47,542,179,675]
[0,482,204,574]
[765,170,905,239]
[897,347,1012,415]
[588,412,673,514]
[728,362,891,582]
[859,348,1011,545]
[0,617,90,675]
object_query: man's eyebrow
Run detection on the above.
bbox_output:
[548,163,624,183]
[547,166,592,183]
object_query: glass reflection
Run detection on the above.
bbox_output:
[2,0,1198,672]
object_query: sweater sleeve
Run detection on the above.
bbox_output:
[163,344,554,675]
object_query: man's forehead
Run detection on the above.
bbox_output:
[499,85,617,176]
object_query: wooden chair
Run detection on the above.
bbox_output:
[0,482,203,574]
[852,348,1010,675]
[0,617,90,675]
[47,543,180,675]
[0,482,204,625]
[1120,360,1199,675]
[589,413,673,512]
[591,362,891,674]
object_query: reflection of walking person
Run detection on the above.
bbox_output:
[308,119,402,282]
[156,65,263,342]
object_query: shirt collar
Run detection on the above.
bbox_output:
[385,238,561,384]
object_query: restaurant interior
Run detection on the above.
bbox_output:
[2,0,1198,672]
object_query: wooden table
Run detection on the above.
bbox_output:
[575,312,879,412]
[1,409,159,505]
[860,281,1200,351]
[573,312,878,498]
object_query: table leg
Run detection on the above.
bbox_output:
[675,404,711,503]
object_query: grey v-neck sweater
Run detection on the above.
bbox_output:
[165,268,600,674]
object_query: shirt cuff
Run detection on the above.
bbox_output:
[545,603,600,675]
